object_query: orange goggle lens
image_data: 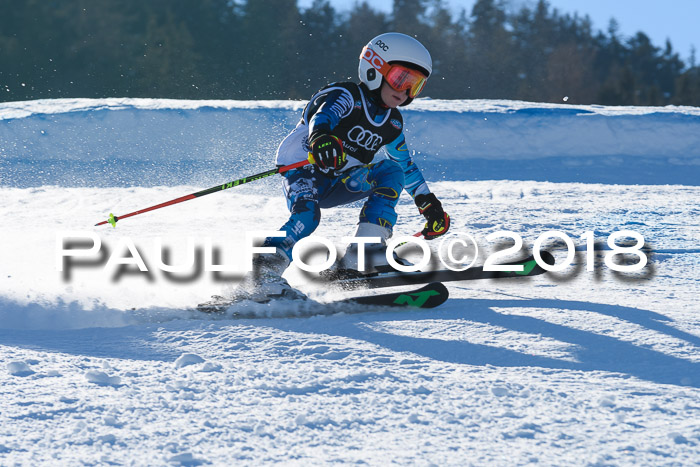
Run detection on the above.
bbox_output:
[384,64,427,98]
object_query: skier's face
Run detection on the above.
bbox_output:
[380,81,409,108]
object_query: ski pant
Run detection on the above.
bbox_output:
[264,159,405,261]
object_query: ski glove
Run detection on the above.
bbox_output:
[309,133,347,173]
[415,193,450,239]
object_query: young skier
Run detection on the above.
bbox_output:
[248,32,450,300]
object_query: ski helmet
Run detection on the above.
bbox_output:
[358,32,432,104]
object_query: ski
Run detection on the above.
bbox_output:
[327,251,555,290]
[196,282,449,314]
[339,282,448,309]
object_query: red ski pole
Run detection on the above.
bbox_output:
[95,158,311,227]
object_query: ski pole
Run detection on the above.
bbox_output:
[396,231,424,248]
[95,158,311,227]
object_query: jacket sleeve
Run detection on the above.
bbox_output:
[384,133,430,198]
[307,87,355,136]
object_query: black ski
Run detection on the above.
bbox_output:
[196,282,449,314]
[338,282,448,309]
[329,251,555,290]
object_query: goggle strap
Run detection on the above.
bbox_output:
[361,46,394,77]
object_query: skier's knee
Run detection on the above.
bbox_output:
[372,159,405,194]
[290,200,321,232]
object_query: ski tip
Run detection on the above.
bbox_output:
[414,282,449,308]
[426,281,449,295]
[345,281,449,309]
[539,250,555,266]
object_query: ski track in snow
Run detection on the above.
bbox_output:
[1,99,700,465]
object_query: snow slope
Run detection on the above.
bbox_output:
[1,98,699,465]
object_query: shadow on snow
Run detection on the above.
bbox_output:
[0,296,698,388]
[267,296,700,388]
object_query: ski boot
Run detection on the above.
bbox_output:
[247,251,307,303]
[327,222,412,280]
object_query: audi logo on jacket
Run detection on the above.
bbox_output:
[304,82,403,164]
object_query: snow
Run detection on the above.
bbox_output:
[3,97,699,186]
[173,353,206,369]
[84,370,122,387]
[1,97,699,465]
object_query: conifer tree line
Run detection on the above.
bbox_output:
[1,0,699,106]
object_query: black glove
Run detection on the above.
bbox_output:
[309,133,347,173]
[415,193,450,239]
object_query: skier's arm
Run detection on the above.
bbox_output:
[307,88,354,136]
[306,88,354,173]
[384,134,430,198]
[385,134,450,239]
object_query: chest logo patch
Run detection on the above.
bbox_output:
[347,125,383,151]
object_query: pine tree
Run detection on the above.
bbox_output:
[467,0,515,98]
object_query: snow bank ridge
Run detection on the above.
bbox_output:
[1,97,698,163]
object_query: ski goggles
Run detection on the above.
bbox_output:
[361,47,428,98]
[384,64,428,98]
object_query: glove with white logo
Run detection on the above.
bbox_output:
[415,193,450,239]
[309,133,347,174]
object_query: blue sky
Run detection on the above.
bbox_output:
[300,0,698,64]
[540,0,697,61]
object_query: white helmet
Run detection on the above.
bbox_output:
[358,32,432,92]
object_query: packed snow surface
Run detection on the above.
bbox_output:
[1,98,699,465]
